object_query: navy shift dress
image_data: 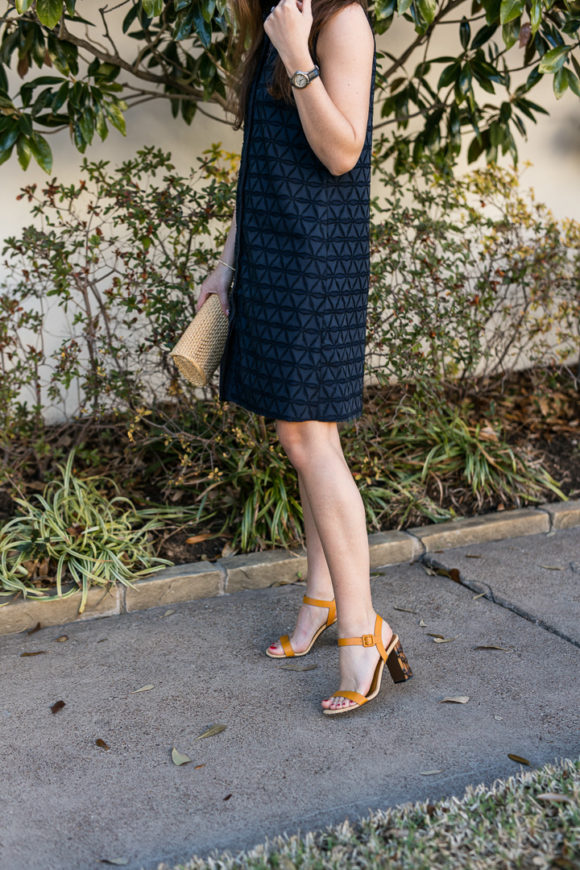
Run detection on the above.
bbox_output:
[219,11,376,422]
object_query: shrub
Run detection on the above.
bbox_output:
[0,148,576,553]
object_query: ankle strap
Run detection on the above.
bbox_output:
[302,595,336,628]
[337,615,388,660]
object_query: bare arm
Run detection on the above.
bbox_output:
[195,206,237,316]
[264,0,374,175]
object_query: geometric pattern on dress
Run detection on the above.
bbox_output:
[219,21,376,422]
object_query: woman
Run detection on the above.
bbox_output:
[195,0,413,714]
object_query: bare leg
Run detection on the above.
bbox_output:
[266,471,335,655]
[275,420,393,711]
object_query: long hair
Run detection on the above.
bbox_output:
[228,0,368,129]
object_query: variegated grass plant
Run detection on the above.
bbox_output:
[0,451,183,613]
[163,755,579,870]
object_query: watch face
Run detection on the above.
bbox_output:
[293,72,309,88]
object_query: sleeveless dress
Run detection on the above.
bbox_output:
[219,12,376,422]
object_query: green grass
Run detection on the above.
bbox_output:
[161,756,579,869]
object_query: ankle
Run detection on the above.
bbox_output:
[304,582,334,602]
[337,609,378,638]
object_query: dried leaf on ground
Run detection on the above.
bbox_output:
[185,533,212,545]
[465,554,482,559]
[221,543,236,558]
[95,738,110,750]
[434,636,457,643]
[50,700,65,713]
[162,610,175,617]
[223,794,232,801]
[393,605,418,613]
[171,747,192,766]
[419,619,427,627]
[194,764,205,770]
[473,644,512,651]
[196,724,226,740]
[129,684,154,694]
[427,632,445,638]
[472,591,488,600]
[508,753,531,765]
[280,663,318,671]
[99,858,129,865]
[420,769,443,775]
[55,635,68,642]
[20,651,46,657]
[539,565,563,571]
[440,696,470,703]
[536,792,572,803]
[27,622,41,635]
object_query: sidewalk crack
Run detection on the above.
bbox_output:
[421,554,580,650]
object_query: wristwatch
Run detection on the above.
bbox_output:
[289,65,320,88]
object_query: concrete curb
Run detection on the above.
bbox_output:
[1,500,578,636]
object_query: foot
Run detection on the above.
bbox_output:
[321,615,393,712]
[267,597,334,657]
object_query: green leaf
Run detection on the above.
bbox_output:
[122,5,139,32]
[105,101,126,135]
[192,4,212,48]
[460,17,471,49]
[28,132,52,172]
[417,0,437,25]
[398,0,413,14]
[553,66,568,98]
[471,22,498,48]
[530,0,542,33]
[142,0,164,16]
[16,135,31,170]
[36,0,64,28]
[538,45,569,74]
[502,18,520,49]
[567,68,580,97]
[15,0,34,11]
[0,124,19,153]
[467,135,484,162]
[438,60,460,88]
[500,0,524,24]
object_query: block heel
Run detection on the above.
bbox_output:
[386,637,413,683]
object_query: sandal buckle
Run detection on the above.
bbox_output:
[362,634,374,647]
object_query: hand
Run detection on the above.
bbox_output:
[195,262,233,317]
[264,0,314,75]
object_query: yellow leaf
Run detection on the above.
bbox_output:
[196,724,226,740]
[508,753,531,765]
[129,684,154,694]
[440,696,470,703]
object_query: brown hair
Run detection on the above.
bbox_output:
[228,0,369,129]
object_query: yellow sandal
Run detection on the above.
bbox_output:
[265,595,337,658]
[323,614,413,715]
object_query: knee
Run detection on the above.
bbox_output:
[275,420,335,471]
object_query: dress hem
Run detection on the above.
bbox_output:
[219,393,362,424]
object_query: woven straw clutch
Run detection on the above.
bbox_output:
[170,293,229,387]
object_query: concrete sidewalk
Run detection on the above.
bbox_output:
[1,527,579,870]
